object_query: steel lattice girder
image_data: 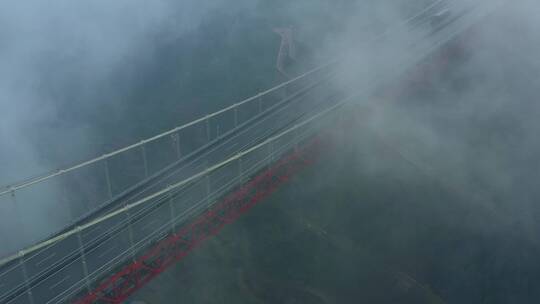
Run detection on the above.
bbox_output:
[73,138,323,304]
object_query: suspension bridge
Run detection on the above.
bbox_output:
[0,1,503,303]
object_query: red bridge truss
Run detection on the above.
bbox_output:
[74,137,324,303]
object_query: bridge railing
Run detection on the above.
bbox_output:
[0,53,339,302]
[0,62,334,257]
[1,91,342,304]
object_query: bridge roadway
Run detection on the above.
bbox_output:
[0,1,501,302]
[0,64,342,304]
